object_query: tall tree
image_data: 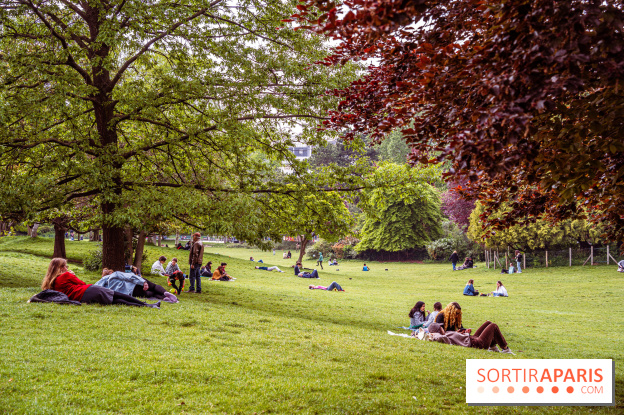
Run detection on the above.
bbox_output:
[295,0,624,244]
[356,163,443,253]
[0,0,356,269]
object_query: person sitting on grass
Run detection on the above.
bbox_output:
[490,280,508,297]
[362,263,370,271]
[151,256,169,276]
[618,260,624,273]
[329,259,339,266]
[427,322,515,354]
[309,282,344,291]
[42,258,160,308]
[425,302,443,327]
[163,258,186,295]
[200,261,213,278]
[435,302,470,333]
[456,257,474,270]
[463,279,479,296]
[286,251,292,259]
[255,265,284,273]
[212,263,235,281]
[408,301,429,331]
[99,268,177,302]
[294,262,319,278]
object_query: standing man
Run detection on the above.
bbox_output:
[187,232,204,293]
[450,250,459,271]
[514,250,523,273]
[317,252,324,269]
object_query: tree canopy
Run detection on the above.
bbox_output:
[295,0,624,244]
[0,0,357,269]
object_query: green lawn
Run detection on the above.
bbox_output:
[0,236,622,414]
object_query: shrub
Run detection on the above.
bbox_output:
[83,245,103,271]
[306,239,334,259]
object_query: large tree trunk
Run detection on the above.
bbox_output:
[52,220,67,259]
[90,229,100,242]
[157,234,162,247]
[133,230,146,270]
[30,222,39,238]
[123,226,134,266]
[102,199,126,271]
[297,236,309,264]
[175,231,180,246]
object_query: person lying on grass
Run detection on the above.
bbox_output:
[255,266,284,273]
[42,258,160,308]
[463,279,479,296]
[99,268,177,302]
[295,262,319,279]
[427,322,515,354]
[212,263,235,281]
[309,282,343,291]
[435,302,471,333]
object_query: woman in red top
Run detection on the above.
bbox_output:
[42,258,159,308]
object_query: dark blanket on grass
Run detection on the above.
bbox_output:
[28,289,81,305]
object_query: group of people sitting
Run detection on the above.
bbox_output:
[463,279,508,297]
[408,301,514,354]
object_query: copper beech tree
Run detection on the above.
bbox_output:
[293,0,624,243]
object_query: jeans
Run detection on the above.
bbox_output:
[452,262,457,270]
[493,293,504,297]
[189,263,202,292]
[299,269,319,278]
[516,261,522,273]
[326,281,342,291]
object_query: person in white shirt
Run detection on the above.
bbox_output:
[491,280,508,297]
[151,256,168,276]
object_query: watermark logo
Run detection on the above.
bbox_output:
[466,359,614,406]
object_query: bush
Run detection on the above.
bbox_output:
[83,245,103,271]
[306,239,334,260]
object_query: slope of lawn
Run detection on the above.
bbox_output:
[0,236,622,414]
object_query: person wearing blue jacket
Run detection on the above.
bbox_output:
[463,279,479,296]
[96,269,169,299]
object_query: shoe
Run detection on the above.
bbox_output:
[146,301,161,309]
[186,289,195,293]
[501,347,515,355]
[488,346,500,352]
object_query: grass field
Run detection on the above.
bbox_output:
[0,236,622,414]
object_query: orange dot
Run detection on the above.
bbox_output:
[522,386,529,393]
[507,386,514,393]
[552,386,559,393]
[567,386,574,393]
[537,386,544,393]
[477,386,484,393]
[492,386,500,393]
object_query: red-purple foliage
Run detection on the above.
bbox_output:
[295,0,624,244]
[441,183,475,231]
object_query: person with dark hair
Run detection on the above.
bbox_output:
[42,258,160,308]
[308,282,344,291]
[449,250,459,271]
[200,261,213,278]
[212,263,235,281]
[514,250,523,273]
[408,301,428,330]
[463,279,479,296]
[98,268,177,302]
[176,240,191,250]
[457,257,474,270]
[427,321,514,354]
[435,302,469,333]
[490,281,508,297]
[286,250,292,259]
[187,232,204,293]
[151,256,169,276]
[425,302,443,327]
